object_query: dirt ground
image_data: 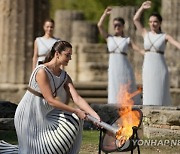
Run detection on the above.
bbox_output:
[80,144,180,154]
[79,130,180,154]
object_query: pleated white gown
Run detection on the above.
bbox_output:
[107,36,141,105]
[143,32,171,106]
[0,65,83,154]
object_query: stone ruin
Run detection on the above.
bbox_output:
[0,0,179,139]
[54,1,180,106]
[0,0,49,103]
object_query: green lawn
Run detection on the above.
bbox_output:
[80,130,100,154]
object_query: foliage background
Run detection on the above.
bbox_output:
[49,0,161,25]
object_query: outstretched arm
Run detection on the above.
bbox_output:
[166,34,180,50]
[97,7,112,40]
[133,1,151,37]
[65,75,100,120]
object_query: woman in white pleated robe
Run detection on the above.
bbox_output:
[0,41,100,154]
[133,1,180,105]
[98,7,143,105]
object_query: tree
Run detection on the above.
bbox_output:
[49,0,161,23]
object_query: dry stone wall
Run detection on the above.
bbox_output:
[142,106,180,138]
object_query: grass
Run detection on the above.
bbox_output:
[80,130,100,154]
[0,130,100,153]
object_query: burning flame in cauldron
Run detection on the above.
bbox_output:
[115,84,142,147]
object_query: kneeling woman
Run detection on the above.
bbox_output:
[0,41,100,154]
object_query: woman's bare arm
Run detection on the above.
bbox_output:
[166,34,180,49]
[65,75,100,120]
[36,68,87,119]
[97,7,112,40]
[133,1,151,37]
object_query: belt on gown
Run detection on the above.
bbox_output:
[109,51,127,56]
[27,86,44,98]
[145,50,164,55]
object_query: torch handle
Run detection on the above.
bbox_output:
[86,114,118,135]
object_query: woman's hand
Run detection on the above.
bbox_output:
[141,1,151,10]
[85,113,102,128]
[74,108,86,120]
[97,6,112,39]
[104,7,112,16]
[90,112,101,121]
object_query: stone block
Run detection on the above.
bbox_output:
[66,43,108,82]
[143,126,180,138]
[142,106,180,126]
[71,21,98,43]
[171,126,180,130]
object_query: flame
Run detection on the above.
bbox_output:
[115,84,142,147]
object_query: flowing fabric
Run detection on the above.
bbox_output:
[143,32,171,105]
[107,36,141,105]
[0,65,83,154]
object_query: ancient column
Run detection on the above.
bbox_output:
[161,0,180,106]
[161,0,180,88]
[34,0,50,37]
[161,0,180,41]
[54,10,84,42]
[0,0,33,84]
[0,0,49,103]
